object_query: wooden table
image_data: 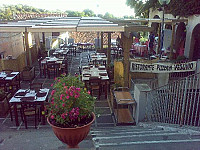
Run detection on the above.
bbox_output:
[0,72,20,91]
[82,65,109,98]
[114,89,136,125]
[9,88,49,126]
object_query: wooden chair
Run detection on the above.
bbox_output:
[5,92,23,122]
[60,58,68,75]
[46,61,60,78]
[38,57,46,77]
[9,74,21,93]
[30,83,43,92]
[89,76,102,99]
[21,101,40,129]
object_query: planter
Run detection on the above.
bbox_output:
[22,67,35,81]
[47,112,95,148]
[0,95,9,116]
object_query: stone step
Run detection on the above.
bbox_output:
[92,126,161,133]
[93,132,200,144]
[98,139,200,150]
[91,130,177,137]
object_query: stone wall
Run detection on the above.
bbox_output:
[69,32,120,44]
[0,33,24,59]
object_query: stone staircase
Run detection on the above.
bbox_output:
[91,122,200,150]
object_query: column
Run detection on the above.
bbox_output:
[101,32,104,49]
[170,23,176,60]
[121,32,133,87]
[107,32,111,68]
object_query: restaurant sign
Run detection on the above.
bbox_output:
[130,61,196,73]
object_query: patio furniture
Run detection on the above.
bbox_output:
[46,61,60,78]
[89,76,102,99]
[113,87,136,125]
[6,92,23,122]
[21,100,40,129]
[30,83,43,92]
[0,71,20,92]
[81,65,109,99]
[9,88,49,127]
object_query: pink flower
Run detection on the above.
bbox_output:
[58,79,61,82]
[51,101,54,104]
[51,84,53,87]
[70,92,73,97]
[60,94,64,100]
[62,103,65,107]
[66,95,69,99]
[76,88,81,91]
[52,98,54,101]
[87,91,90,95]
[61,113,65,119]
[51,90,55,96]
[51,115,55,119]
[65,89,68,94]
[74,95,79,99]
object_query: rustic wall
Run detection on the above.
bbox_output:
[2,52,26,71]
[0,33,24,59]
[69,32,120,44]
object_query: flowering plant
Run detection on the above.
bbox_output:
[47,74,95,128]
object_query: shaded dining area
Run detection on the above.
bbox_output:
[0,17,160,129]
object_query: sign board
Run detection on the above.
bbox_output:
[130,61,196,73]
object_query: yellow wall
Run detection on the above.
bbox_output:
[114,60,124,86]
[2,52,26,71]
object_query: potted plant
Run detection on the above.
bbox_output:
[22,66,35,81]
[0,89,8,116]
[46,74,96,148]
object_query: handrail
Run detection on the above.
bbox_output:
[146,71,200,126]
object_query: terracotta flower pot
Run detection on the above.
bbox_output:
[47,112,95,148]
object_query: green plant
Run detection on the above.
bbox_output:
[46,74,96,128]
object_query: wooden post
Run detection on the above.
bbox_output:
[101,32,104,49]
[42,32,45,44]
[107,32,111,68]
[157,23,161,55]
[170,23,176,60]
[24,28,30,66]
[97,32,100,49]
[121,32,133,87]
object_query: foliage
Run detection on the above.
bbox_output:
[0,4,50,20]
[83,9,96,17]
[168,0,200,17]
[46,74,96,128]
[126,0,200,18]
[0,4,133,21]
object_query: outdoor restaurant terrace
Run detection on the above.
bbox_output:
[1,16,200,149]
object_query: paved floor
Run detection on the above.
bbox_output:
[0,50,115,149]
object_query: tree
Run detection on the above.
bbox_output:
[83,9,95,17]
[126,0,200,18]
[103,12,115,19]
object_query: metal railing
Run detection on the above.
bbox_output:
[146,72,200,126]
